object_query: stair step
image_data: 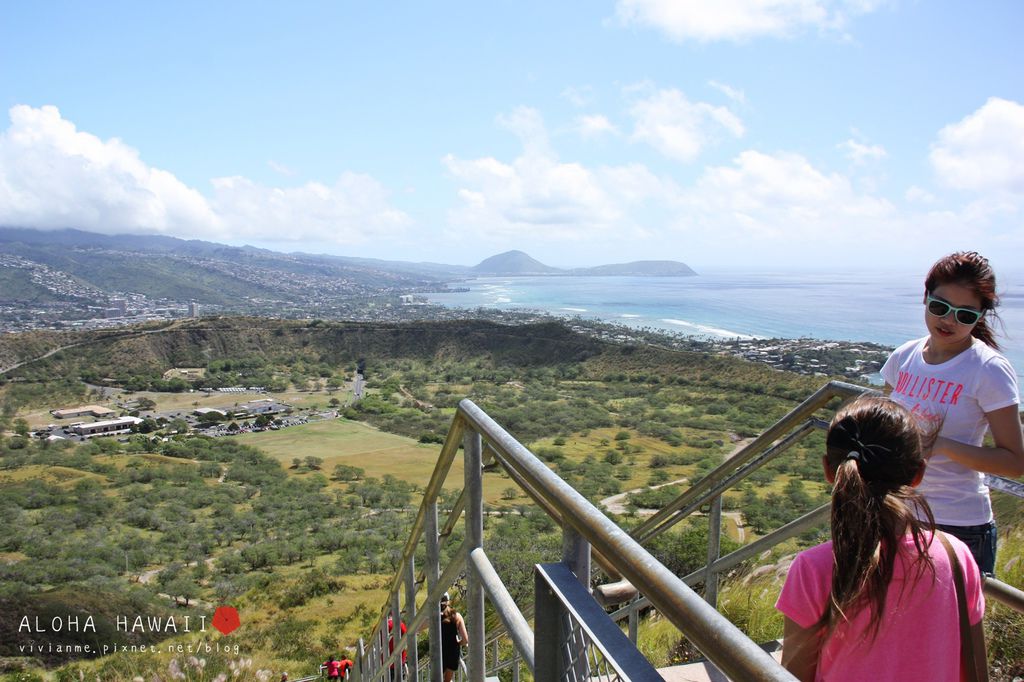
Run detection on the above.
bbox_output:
[657,641,783,681]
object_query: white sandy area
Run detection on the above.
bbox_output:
[660,318,760,340]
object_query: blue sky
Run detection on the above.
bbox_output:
[1,1,1022,272]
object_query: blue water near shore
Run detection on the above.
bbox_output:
[428,269,1024,390]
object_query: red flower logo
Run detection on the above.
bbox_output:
[212,606,241,635]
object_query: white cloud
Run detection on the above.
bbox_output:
[496,106,552,157]
[267,160,296,176]
[674,150,900,247]
[0,105,410,245]
[0,104,219,234]
[575,114,620,138]
[613,0,884,43]
[211,174,411,245]
[839,138,887,164]
[905,185,936,204]
[629,88,744,162]
[708,80,747,105]
[930,98,1024,195]
[443,152,624,240]
[443,110,669,242]
[560,86,594,108]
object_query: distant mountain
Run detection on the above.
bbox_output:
[572,260,697,277]
[0,228,698,326]
[469,250,696,277]
[471,250,562,275]
[0,227,452,310]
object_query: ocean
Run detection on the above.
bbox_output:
[427,269,1024,391]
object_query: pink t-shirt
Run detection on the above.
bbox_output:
[776,532,984,682]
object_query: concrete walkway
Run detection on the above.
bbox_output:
[657,641,783,681]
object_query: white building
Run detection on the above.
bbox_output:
[72,417,143,438]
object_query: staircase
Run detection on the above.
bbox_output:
[351,381,1024,681]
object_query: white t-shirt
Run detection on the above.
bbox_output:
[881,336,1019,525]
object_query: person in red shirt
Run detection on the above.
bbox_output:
[337,652,354,680]
[322,655,342,680]
[387,616,408,680]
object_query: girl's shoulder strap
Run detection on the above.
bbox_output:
[937,532,983,682]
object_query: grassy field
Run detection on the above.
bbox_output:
[0,464,108,488]
[236,417,477,495]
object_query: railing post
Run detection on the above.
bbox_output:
[426,501,444,682]
[562,526,591,589]
[534,568,560,682]
[404,557,418,680]
[628,598,638,644]
[562,526,591,680]
[356,637,366,682]
[464,430,485,682]
[376,625,385,682]
[704,495,723,607]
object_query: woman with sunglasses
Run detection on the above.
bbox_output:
[881,251,1023,574]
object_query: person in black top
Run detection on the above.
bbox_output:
[439,592,469,682]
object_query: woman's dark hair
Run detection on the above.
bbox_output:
[925,251,1001,349]
[441,604,456,624]
[819,396,935,638]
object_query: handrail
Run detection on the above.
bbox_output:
[632,380,865,543]
[354,380,1022,682]
[458,399,795,681]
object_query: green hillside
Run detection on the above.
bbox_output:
[0,269,62,304]
[0,318,1020,680]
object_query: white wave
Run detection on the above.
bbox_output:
[620,314,641,318]
[561,307,587,312]
[660,318,759,340]
[495,297,512,303]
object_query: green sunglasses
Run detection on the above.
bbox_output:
[926,295,984,326]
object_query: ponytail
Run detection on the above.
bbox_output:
[820,458,933,637]
[820,398,935,639]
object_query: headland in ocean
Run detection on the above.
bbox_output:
[427,269,1024,388]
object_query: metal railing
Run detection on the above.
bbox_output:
[353,396,797,682]
[596,380,1024,647]
[353,380,1024,682]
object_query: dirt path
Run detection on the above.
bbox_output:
[137,558,217,609]
[598,436,755,541]
[0,319,186,376]
[399,385,433,410]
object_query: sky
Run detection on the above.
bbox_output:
[1,1,1022,272]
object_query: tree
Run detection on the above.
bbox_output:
[603,450,622,465]
[502,487,518,500]
[13,419,30,438]
[166,576,199,607]
[332,464,364,481]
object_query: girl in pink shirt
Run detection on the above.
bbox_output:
[776,396,986,681]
